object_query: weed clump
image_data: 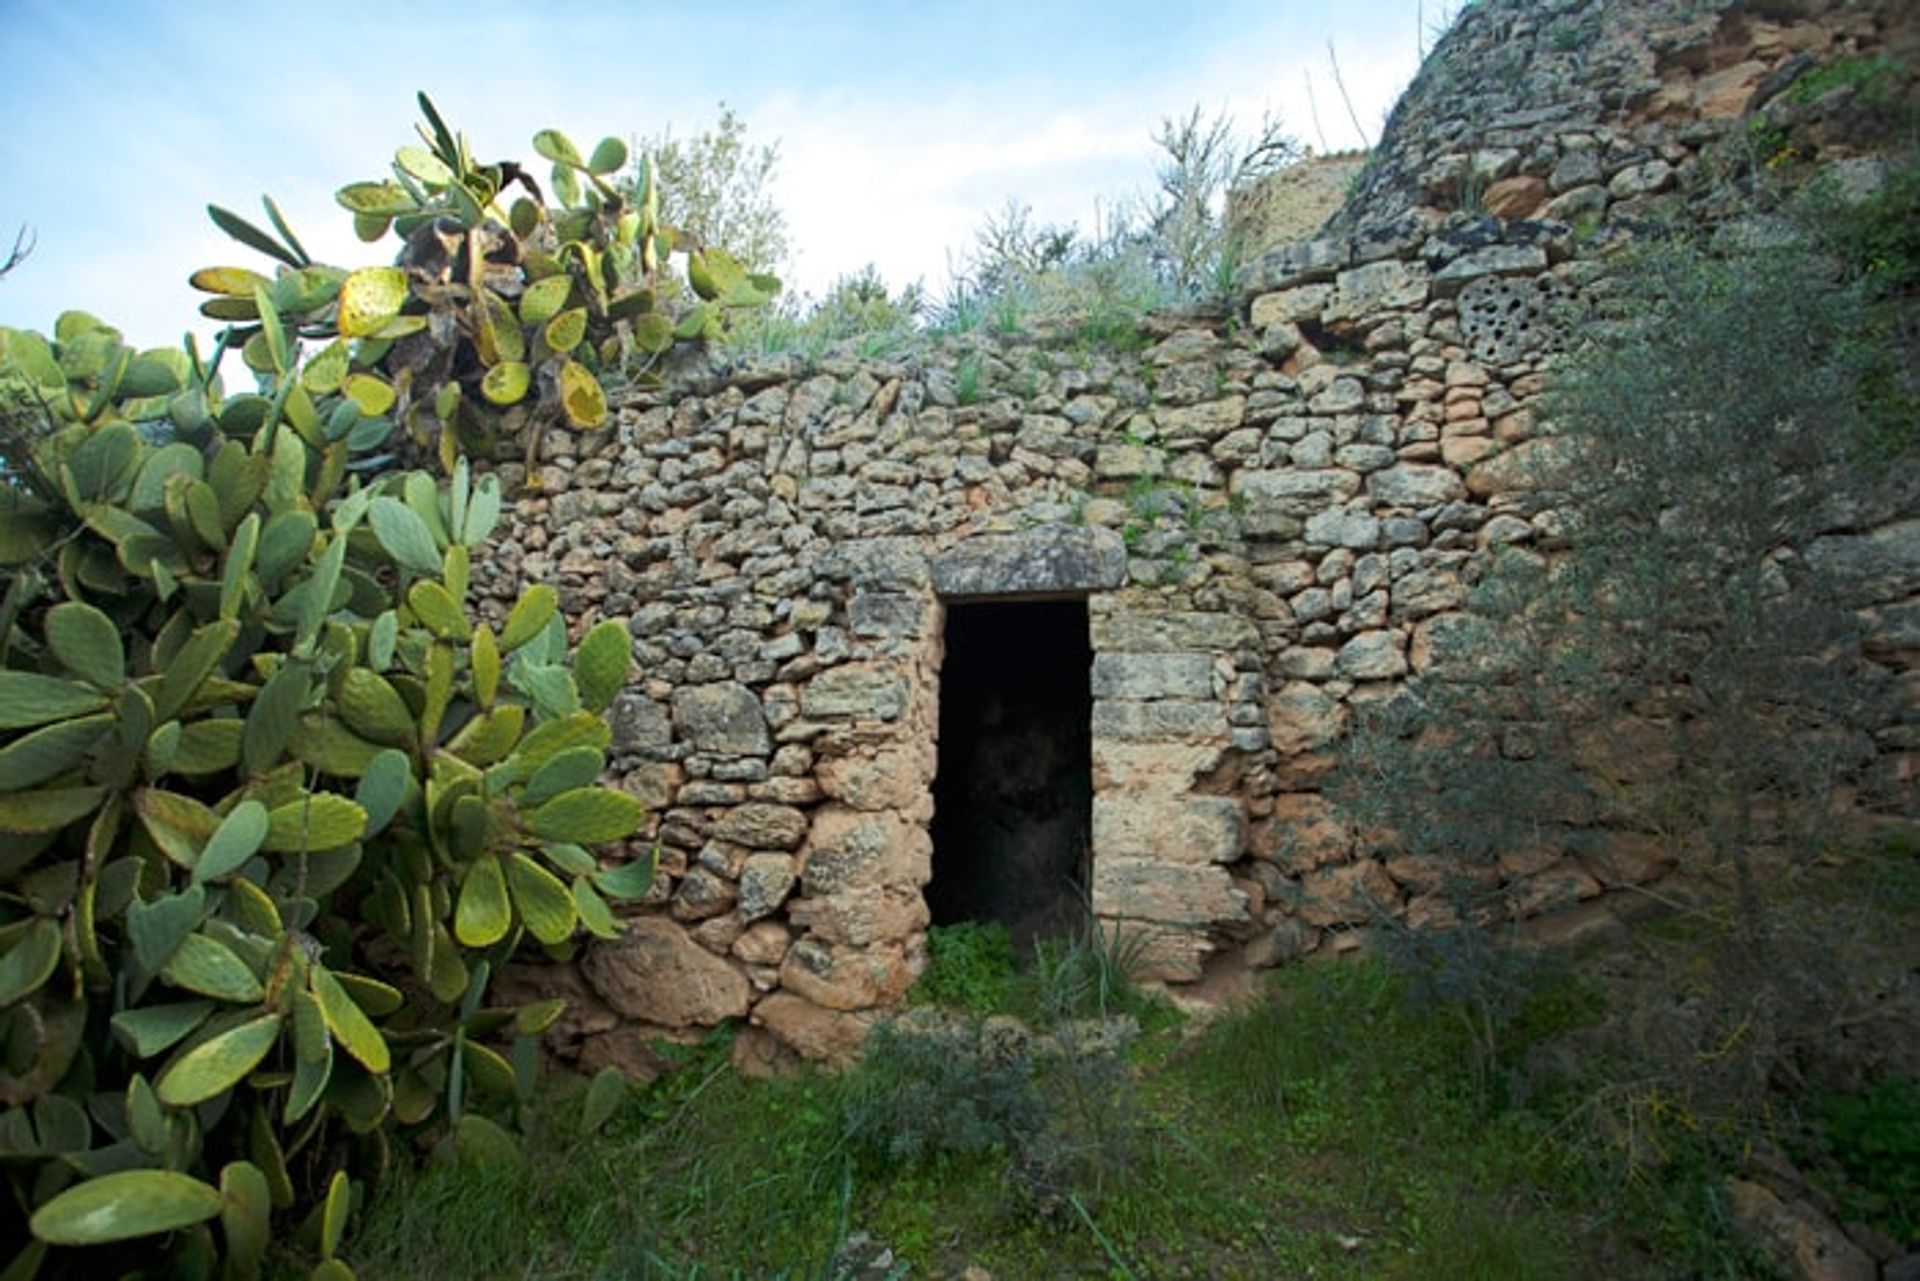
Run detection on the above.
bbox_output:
[910,920,1018,1016]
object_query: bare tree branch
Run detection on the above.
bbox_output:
[1303,71,1330,155]
[0,225,34,281]
[1326,41,1373,150]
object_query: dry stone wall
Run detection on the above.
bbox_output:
[482,0,1920,1072]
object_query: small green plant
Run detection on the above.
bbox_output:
[911,921,1017,1015]
[1744,116,1796,170]
[1030,919,1157,1026]
[952,353,984,406]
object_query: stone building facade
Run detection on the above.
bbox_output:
[483,0,1920,1073]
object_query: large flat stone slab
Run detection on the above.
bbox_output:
[931,526,1127,598]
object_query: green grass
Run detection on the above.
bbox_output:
[343,954,1779,1280]
[345,840,1920,1280]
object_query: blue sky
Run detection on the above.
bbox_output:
[0,0,1442,351]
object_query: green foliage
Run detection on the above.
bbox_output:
[841,1017,1043,1165]
[0,227,652,1276]
[194,94,778,478]
[1803,162,1920,301]
[908,921,1015,1016]
[344,946,1847,1278]
[935,108,1297,341]
[1802,1077,1920,1242]
[633,103,789,278]
[1781,54,1905,110]
[951,353,984,406]
[733,266,925,361]
[1029,921,1159,1026]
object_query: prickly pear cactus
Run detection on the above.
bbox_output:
[0,303,653,1278]
[192,93,779,478]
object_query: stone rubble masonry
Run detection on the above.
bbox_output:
[483,0,1920,1067]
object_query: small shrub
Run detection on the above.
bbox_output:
[840,1017,1043,1165]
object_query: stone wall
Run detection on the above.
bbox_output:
[483,0,1920,1073]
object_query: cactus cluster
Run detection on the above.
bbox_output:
[0,138,665,1275]
[192,94,778,478]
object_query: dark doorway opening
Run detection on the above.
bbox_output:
[928,598,1092,951]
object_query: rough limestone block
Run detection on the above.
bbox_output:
[1157,397,1249,440]
[1483,175,1549,220]
[751,992,872,1066]
[1091,609,1259,653]
[609,692,672,752]
[1090,699,1228,743]
[1233,469,1363,537]
[1267,682,1348,756]
[1250,284,1334,328]
[1305,508,1382,550]
[1369,463,1467,509]
[1242,237,1352,292]
[1090,740,1225,791]
[1089,652,1215,701]
[786,885,930,947]
[816,743,934,812]
[1096,442,1166,480]
[1307,377,1367,415]
[1092,794,1244,863]
[1091,856,1249,926]
[1336,630,1409,680]
[930,526,1127,597]
[670,682,770,755]
[1432,245,1549,295]
[1326,259,1431,321]
[714,803,809,851]
[818,537,931,589]
[799,807,931,896]
[848,591,927,639]
[581,917,751,1027]
[737,853,799,921]
[800,663,911,721]
[778,938,917,1012]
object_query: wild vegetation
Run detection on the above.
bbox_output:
[338,860,1919,1279]
[0,97,778,1280]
